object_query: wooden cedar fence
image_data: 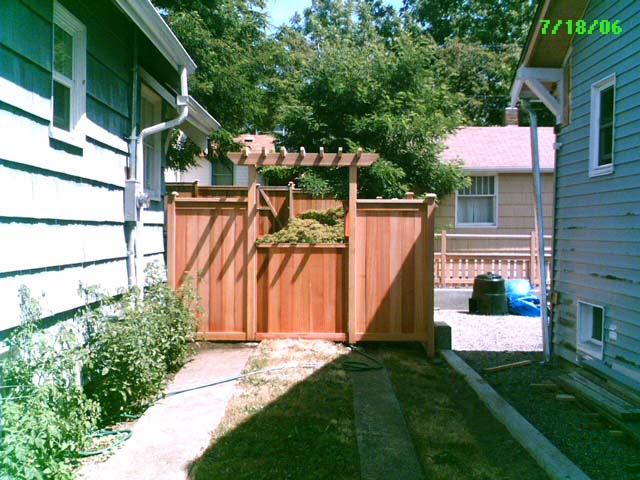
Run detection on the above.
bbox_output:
[166,182,436,352]
[435,231,552,288]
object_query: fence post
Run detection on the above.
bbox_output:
[246,167,258,341]
[288,181,295,220]
[167,191,179,289]
[348,166,358,344]
[191,180,199,197]
[440,230,447,287]
[530,230,536,287]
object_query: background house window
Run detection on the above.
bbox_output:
[51,2,86,141]
[141,85,162,200]
[589,74,615,176]
[456,176,497,226]
[578,301,605,359]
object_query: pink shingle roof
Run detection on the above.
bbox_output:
[236,134,277,153]
[442,126,555,171]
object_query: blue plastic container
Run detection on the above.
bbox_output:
[506,279,541,317]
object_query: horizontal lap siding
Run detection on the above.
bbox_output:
[553,0,640,379]
[434,173,554,252]
[0,0,144,332]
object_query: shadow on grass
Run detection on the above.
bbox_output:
[187,342,549,480]
[187,344,360,480]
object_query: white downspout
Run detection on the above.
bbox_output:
[134,66,189,293]
[522,100,552,362]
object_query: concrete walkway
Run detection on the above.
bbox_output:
[79,343,253,480]
[351,354,423,480]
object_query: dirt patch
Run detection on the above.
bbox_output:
[458,351,640,480]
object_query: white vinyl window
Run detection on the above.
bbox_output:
[589,74,615,177]
[141,84,162,201]
[50,2,86,146]
[456,176,497,227]
[577,301,605,360]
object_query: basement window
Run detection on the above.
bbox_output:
[577,301,605,360]
[589,74,615,177]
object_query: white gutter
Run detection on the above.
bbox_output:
[522,100,552,362]
[133,66,189,293]
[112,0,196,74]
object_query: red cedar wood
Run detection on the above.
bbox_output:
[168,163,436,351]
[227,151,378,167]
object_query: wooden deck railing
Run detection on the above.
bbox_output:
[435,231,552,288]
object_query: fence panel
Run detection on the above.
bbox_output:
[256,244,347,340]
[354,199,435,348]
[169,196,248,340]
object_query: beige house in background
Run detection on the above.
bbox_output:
[166,133,275,186]
[436,125,556,253]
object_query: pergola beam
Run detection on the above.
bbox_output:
[227,148,378,167]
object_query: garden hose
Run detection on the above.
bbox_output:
[78,344,381,457]
[79,429,132,457]
[339,344,384,372]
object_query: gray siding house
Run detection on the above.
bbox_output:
[0,0,218,333]
[511,0,640,388]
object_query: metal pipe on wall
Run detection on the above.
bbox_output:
[133,67,189,293]
[522,100,552,362]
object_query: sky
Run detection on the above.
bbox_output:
[265,0,404,30]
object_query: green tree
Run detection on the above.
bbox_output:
[403,0,536,46]
[263,0,467,199]
[155,0,275,132]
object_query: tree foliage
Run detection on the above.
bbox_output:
[403,0,536,45]
[265,0,467,199]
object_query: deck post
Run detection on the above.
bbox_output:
[247,166,258,341]
[440,230,447,287]
[348,165,358,344]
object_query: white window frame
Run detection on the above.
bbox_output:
[141,83,163,201]
[577,301,605,360]
[589,74,615,177]
[455,175,498,228]
[49,1,86,148]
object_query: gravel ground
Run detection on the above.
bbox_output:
[436,310,640,480]
[436,309,543,352]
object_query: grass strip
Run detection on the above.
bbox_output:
[190,339,359,480]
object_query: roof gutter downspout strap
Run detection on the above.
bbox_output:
[523,100,552,362]
[134,67,189,293]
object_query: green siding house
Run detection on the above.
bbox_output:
[511,0,640,389]
[0,0,219,332]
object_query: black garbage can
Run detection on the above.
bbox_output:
[469,272,508,315]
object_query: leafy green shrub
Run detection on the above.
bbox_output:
[258,206,346,243]
[0,287,99,480]
[81,266,199,424]
[143,264,199,373]
[82,291,167,424]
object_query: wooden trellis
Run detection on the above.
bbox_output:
[168,147,436,353]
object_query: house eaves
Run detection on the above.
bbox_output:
[181,96,221,150]
[112,0,197,74]
[463,167,554,175]
[510,0,589,119]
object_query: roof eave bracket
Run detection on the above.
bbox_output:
[513,67,564,124]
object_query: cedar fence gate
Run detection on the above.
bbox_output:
[167,149,436,354]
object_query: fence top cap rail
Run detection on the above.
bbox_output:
[256,243,347,248]
[228,146,379,167]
